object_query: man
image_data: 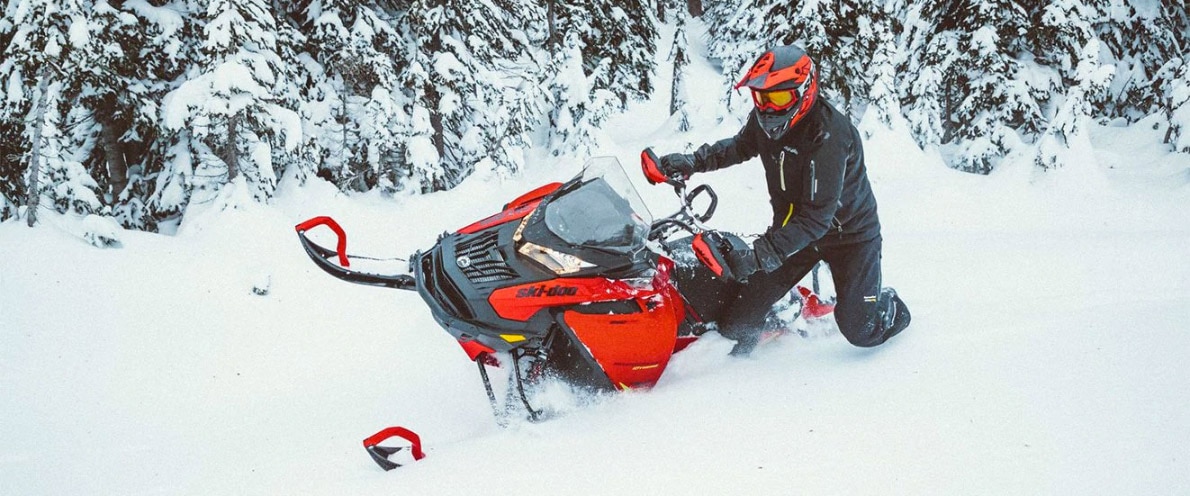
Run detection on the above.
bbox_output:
[652,45,910,354]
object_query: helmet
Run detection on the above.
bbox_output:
[735,45,819,140]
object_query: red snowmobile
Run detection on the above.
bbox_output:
[296,152,833,468]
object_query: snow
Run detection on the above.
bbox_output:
[3,16,1190,496]
[123,0,185,37]
[67,14,89,48]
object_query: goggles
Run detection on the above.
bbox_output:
[751,88,800,112]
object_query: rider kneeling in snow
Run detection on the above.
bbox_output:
[652,45,910,355]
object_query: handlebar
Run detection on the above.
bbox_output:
[642,147,719,242]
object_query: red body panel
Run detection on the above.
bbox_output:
[457,339,496,362]
[490,258,685,389]
[488,258,683,323]
[563,306,679,390]
[457,182,561,235]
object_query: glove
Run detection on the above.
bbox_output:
[692,231,759,282]
[658,153,696,181]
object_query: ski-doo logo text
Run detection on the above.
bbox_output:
[515,285,579,298]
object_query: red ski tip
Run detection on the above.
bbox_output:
[363,426,425,471]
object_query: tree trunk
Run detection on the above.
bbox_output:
[657,0,666,22]
[25,73,50,227]
[687,0,702,17]
[99,115,129,200]
[225,114,240,180]
[547,0,558,49]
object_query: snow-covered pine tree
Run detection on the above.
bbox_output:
[702,0,770,117]
[546,30,604,159]
[1104,0,1188,153]
[400,0,541,191]
[854,0,902,128]
[0,11,23,220]
[551,0,658,111]
[72,1,135,204]
[592,0,657,110]
[303,0,408,192]
[1164,59,1190,153]
[1096,0,1188,124]
[1027,0,1114,170]
[69,0,173,229]
[901,0,1043,173]
[543,3,611,158]
[669,12,692,132]
[474,0,547,178]
[160,0,302,208]
[703,0,768,85]
[0,0,102,224]
[42,90,104,218]
[1155,0,1189,153]
[113,0,202,230]
[266,5,317,185]
[899,3,951,152]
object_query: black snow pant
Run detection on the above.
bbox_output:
[694,235,902,350]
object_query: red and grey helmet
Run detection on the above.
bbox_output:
[735,45,820,140]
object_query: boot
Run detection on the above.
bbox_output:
[879,287,911,341]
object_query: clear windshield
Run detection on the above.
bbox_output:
[543,157,653,254]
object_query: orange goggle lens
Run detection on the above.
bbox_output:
[752,89,798,111]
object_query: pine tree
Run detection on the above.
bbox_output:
[1165,60,1190,153]
[854,0,902,127]
[0,0,101,224]
[1,11,23,220]
[901,0,1043,173]
[472,0,547,178]
[551,0,658,111]
[159,0,302,208]
[70,0,174,229]
[304,1,408,192]
[546,31,604,159]
[703,0,769,117]
[400,0,542,191]
[669,12,692,132]
[1096,0,1188,124]
[594,0,657,109]
[1028,0,1114,170]
[114,0,204,229]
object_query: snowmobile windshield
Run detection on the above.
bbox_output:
[543,157,653,254]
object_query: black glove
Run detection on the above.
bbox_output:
[658,153,696,181]
[691,231,757,282]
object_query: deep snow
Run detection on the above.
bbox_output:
[3,21,1190,496]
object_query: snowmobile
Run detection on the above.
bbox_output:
[296,151,833,468]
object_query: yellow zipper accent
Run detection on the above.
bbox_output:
[782,204,794,227]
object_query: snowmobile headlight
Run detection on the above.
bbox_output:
[517,242,596,275]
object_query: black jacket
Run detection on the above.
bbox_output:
[692,100,880,269]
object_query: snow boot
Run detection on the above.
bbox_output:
[878,287,910,341]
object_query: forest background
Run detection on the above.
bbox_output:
[1,0,1187,232]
